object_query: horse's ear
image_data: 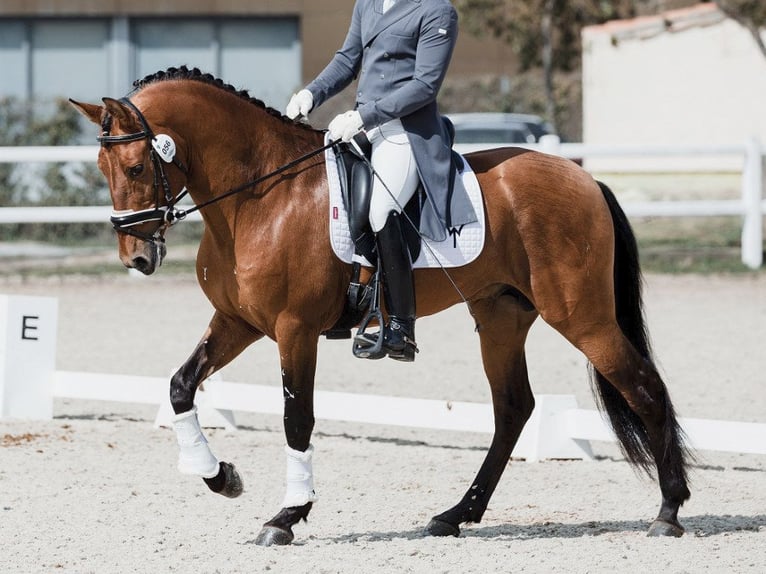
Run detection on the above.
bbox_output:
[101,97,138,129]
[69,99,104,126]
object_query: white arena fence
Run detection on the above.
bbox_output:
[1,294,765,461]
[0,137,764,268]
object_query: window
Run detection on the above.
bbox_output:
[0,21,28,98]
[0,16,300,110]
[133,20,217,81]
[220,19,301,107]
[31,20,110,102]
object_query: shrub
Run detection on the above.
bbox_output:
[0,97,113,243]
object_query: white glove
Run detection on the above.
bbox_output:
[328,110,364,142]
[285,89,313,120]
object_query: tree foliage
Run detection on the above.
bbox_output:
[455,0,641,72]
[714,0,766,58]
[454,0,645,130]
[452,1,766,133]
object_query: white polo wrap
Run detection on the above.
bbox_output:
[281,444,319,508]
[172,406,220,479]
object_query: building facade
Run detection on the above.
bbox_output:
[0,1,516,114]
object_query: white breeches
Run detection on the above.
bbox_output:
[366,118,420,232]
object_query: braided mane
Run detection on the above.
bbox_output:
[132,65,313,132]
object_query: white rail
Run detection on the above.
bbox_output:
[0,139,763,268]
[0,145,98,163]
[41,370,766,460]
[3,293,765,462]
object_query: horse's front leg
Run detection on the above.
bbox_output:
[170,311,262,498]
[255,323,320,546]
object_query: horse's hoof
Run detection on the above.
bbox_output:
[205,462,244,498]
[647,519,684,538]
[219,462,244,498]
[254,526,294,546]
[425,518,460,537]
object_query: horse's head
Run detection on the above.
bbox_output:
[70,96,189,275]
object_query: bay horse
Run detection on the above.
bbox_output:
[71,66,690,546]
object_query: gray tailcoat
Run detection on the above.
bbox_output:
[307,0,477,241]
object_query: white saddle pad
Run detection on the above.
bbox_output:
[325,144,485,268]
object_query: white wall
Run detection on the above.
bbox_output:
[582,4,766,170]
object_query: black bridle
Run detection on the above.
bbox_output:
[98,97,190,243]
[98,97,338,241]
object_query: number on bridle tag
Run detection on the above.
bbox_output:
[152,134,176,163]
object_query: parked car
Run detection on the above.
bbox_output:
[446,112,555,145]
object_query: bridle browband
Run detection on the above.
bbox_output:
[98,96,338,242]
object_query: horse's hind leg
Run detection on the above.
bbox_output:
[558,319,691,536]
[426,293,538,537]
[170,311,262,498]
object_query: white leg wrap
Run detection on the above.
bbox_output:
[281,444,319,508]
[172,406,220,479]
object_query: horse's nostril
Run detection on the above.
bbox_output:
[131,255,153,275]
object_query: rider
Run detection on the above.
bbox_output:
[286,0,476,362]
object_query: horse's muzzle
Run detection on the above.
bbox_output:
[122,238,166,275]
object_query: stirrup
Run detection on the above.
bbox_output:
[352,270,386,360]
[352,323,386,360]
[354,322,419,362]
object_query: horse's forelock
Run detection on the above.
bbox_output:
[100,113,112,136]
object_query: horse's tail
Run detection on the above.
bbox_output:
[591,181,685,474]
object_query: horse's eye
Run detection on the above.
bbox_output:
[128,164,144,178]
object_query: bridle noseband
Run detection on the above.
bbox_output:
[98,97,189,243]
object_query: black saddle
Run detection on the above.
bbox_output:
[332,134,423,265]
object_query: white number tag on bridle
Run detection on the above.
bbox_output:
[152,134,177,163]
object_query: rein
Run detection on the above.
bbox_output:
[171,139,338,223]
[99,96,337,238]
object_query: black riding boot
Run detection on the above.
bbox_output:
[358,211,418,361]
